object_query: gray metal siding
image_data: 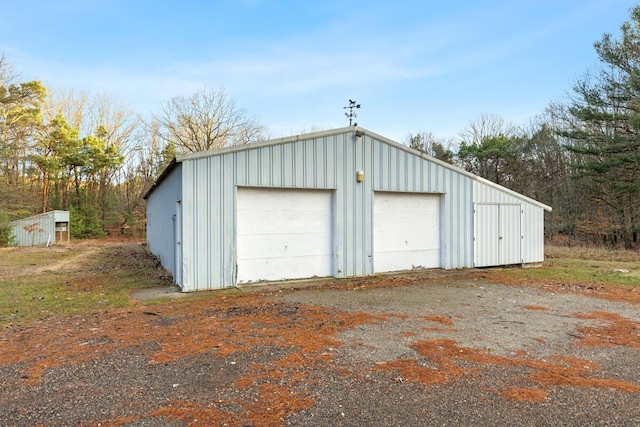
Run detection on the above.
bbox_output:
[146,163,182,284]
[178,131,476,291]
[181,135,345,290]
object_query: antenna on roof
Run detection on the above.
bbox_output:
[344,99,361,126]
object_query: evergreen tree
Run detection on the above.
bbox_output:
[555,6,640,247]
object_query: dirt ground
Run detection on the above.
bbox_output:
[1,244,639,426]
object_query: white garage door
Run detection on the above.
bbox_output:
[374,192,441,273]
[237,187,334,283]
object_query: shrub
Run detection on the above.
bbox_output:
[70,205,107,239]
[0,211,15,247]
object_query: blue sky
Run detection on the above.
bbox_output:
[1,0,638,142]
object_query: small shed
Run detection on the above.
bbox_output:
[10,210,70,246]
[144,127,551,292]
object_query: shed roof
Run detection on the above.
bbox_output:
[9,210,70,225]
[143,126,551,211]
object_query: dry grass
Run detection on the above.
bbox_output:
[546,244,640,263]
[478,244,640,304]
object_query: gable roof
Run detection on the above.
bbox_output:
[143,126,552,212]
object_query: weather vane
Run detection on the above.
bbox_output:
[344,99,361,126]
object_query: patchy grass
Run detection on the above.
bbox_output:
[0,242,172,326]
[0,246,74,276]
[524,258,640,287]
[3,242,639,327]
[546,244,640,263]
[477,244,640,304]
[495,245,640,288]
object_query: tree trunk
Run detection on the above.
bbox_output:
[42,172,49,213]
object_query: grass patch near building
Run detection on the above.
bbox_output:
[0,242,172,326]
[479,244,640,304]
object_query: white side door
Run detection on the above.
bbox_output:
[174,200,182,285]
[474,203,521,267]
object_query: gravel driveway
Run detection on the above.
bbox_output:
[1,270,639,426]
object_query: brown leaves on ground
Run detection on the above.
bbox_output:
[376,336,640,401]
[375,310,640,402]
[573,311,640,350]
[2,253,640,425]
[3,293,639,424]
[523,305,549,311]
[423,315,454,326]
[1,294,386,426]
[492,387,549,402]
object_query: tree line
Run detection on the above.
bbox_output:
[410,6,640,248]
[0,65,264,244]
[2,6,640,247]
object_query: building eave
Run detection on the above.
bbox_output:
[143,158,178,200]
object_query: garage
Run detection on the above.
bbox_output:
[373,192,441,273]
[145,126,550,291]
[236,187,334,283]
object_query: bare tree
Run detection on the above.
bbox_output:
[454,114,521,185]
[0,55,16,87]
[45,88,88,132]
[457,113,517,147]
[153,87,265,153]
[45,89,138,156]
[405,131,454,163]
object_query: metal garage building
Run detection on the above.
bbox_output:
[144,127,551,292]
[10,210,70,247]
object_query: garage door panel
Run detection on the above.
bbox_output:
[239,256,331,282]
[238,212,329,235]
[374,192,441,273]
[374,231,438,251]
[237,188,334,283]
[375,249,440,269]
[243,188,327,205]
[375,194,436,210]
[374,221,438,233]
[237,232,332,258]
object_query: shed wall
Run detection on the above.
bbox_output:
[10,210,69,246]
[180,130,475,291]
[146,163,183,284]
